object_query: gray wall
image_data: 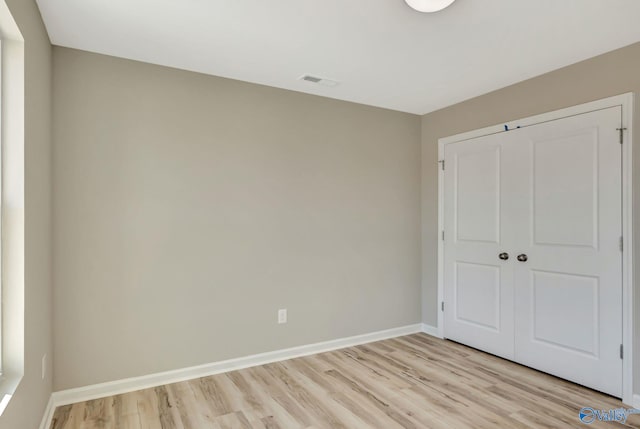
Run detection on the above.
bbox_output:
[0,1,52,428]
[52,47,422,390]
[420,42,640,393]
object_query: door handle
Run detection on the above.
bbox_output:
[498,252,509,261]
[517,254,528,262]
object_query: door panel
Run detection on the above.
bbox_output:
[455,262,501,331]
[513,107,622,397]
[455,149,501,243]
[530,270,599,356]
[443,133,516,360]
[532,129,598,248]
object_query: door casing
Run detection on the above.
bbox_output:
[435,93,635,405]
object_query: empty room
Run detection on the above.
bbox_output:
[1,0,640,428]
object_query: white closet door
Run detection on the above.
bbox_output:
[512,107,622,397]
[443,132,520,360]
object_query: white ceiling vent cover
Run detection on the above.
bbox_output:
[299,75,339,87]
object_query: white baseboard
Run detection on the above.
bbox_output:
[38,395,55,429]
[49,323,422,411]
[421,323,443,339]
[633,394,640,409]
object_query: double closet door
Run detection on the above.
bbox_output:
[443,106,623,397]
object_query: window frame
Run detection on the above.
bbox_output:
[0,1,24,416]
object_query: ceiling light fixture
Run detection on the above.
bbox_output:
[405,0,456,13]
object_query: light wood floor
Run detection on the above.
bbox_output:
[51,334,639,428]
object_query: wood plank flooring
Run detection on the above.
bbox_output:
[50,334,639,428]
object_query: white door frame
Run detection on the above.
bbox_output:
[436,93,635,405]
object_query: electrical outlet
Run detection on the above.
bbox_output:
[42,354,47,380]
[278,309,287,324]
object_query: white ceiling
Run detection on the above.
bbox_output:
[37,0,640,114]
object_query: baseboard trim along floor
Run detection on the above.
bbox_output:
[38,396,55,429]
[421,323,442,339]
[41,323,440,428]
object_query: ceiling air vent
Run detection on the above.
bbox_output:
[299,75,339,87]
